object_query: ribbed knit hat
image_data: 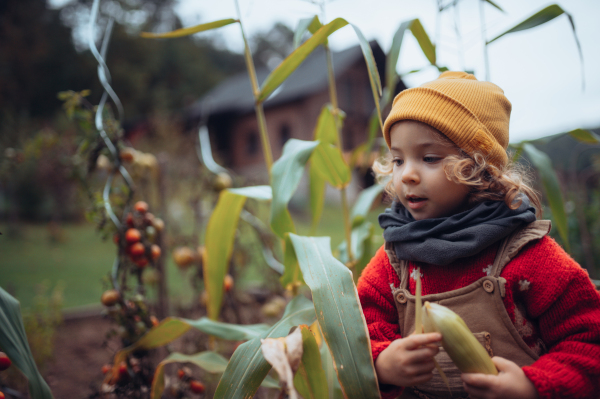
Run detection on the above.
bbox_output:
[383,71,512,169]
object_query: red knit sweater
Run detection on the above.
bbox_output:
[357,235,600,399]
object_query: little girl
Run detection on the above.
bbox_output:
[357,71,600,399]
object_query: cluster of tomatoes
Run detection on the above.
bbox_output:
[0,352,11,399]
[167,367,206,397]
[99,355,154,394]
[114,201,164,270]
[100,290,159,339]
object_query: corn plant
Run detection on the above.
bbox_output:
[117,2,589,398]
[0,1,588,398]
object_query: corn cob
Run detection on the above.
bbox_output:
[422,302,498,375]
[414,272,451,392]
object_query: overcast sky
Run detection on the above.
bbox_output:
[170,0,600,143]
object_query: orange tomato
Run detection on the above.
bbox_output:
[134,201,148,214]
[151,244,161,260]
[125,228,141,244]
[130,242,145,257]
[189,380,205,394]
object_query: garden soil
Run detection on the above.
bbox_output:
[45,315,114,398]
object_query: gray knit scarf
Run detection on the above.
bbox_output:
[379,198,536,265]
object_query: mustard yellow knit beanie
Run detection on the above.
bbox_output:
[383,71,512,169]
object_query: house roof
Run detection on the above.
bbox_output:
[187,41,386,119]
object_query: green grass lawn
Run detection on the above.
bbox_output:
[0,204,387,310]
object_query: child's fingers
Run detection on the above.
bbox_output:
[404,333,442,350]
[408,346,439,363]
[461,372,496,389]
[491,356,517,373]
[405,360,436,376]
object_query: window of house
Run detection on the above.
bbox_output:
[280,124,291,147]
[247,131,259,155]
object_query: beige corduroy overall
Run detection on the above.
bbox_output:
[385,220,550,399]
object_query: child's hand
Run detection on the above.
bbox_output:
[461,356,539,399]
[375,332,442,387]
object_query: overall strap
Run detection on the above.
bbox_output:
[490,220,551,278]
[385,241,410,289]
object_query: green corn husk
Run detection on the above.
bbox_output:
[422,302,498,375]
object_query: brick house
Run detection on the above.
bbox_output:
[187,41,406,182]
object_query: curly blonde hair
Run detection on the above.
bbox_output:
[373,133,542,217]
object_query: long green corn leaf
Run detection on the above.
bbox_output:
[309,166,327,234]
[270,139,319,238]
[150,351,278,398]
[487,4,584,89]
[569,129,599,144]
[349,24,383,131]
[294,16,323,49]
[205,191,246,320]
[111,316,270,381]
[294,325,328,399]
[384,20,412,107]
[522,144,569,250]
[310,105,342,231]
[353,224,375,283]
[383,19,436,107]
[140,19,238,39]
[281,233,304,290]
[227,185,273,200]
[0,288,53,399]
[289,234,381,398]
[488,4,567,43]
[151,351,229,399]
[409,19,436,66]
[321,339,344,398]
[258,18,348,102]
[337,222,374,265]
[313,104,340,146]
[484,0,504,12]
[350,184,384,227]
[214,295,316,398]
[259,18,383,133]
[311,143,351,189]
[204,187,271,320]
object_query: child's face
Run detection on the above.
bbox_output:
[390,120,471,220]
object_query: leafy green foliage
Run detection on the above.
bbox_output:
[488,4,570,43]
[204,188,271,319]
[289,234,381,398]
[214,295,316,398]
[569,129,599,144]
[270,139,320,238]
[522,143,569,250]
[294,16,324,49]
[21,282,64,373]
[294,325,328,399]
[486,4,584,87]
[0,287,54,399]
[140,19,238,38]
[150,351,229,399]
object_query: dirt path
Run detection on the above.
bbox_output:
[44,316,113,399]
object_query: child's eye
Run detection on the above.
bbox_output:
[423,156,442,163]
[393,158,404,166]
